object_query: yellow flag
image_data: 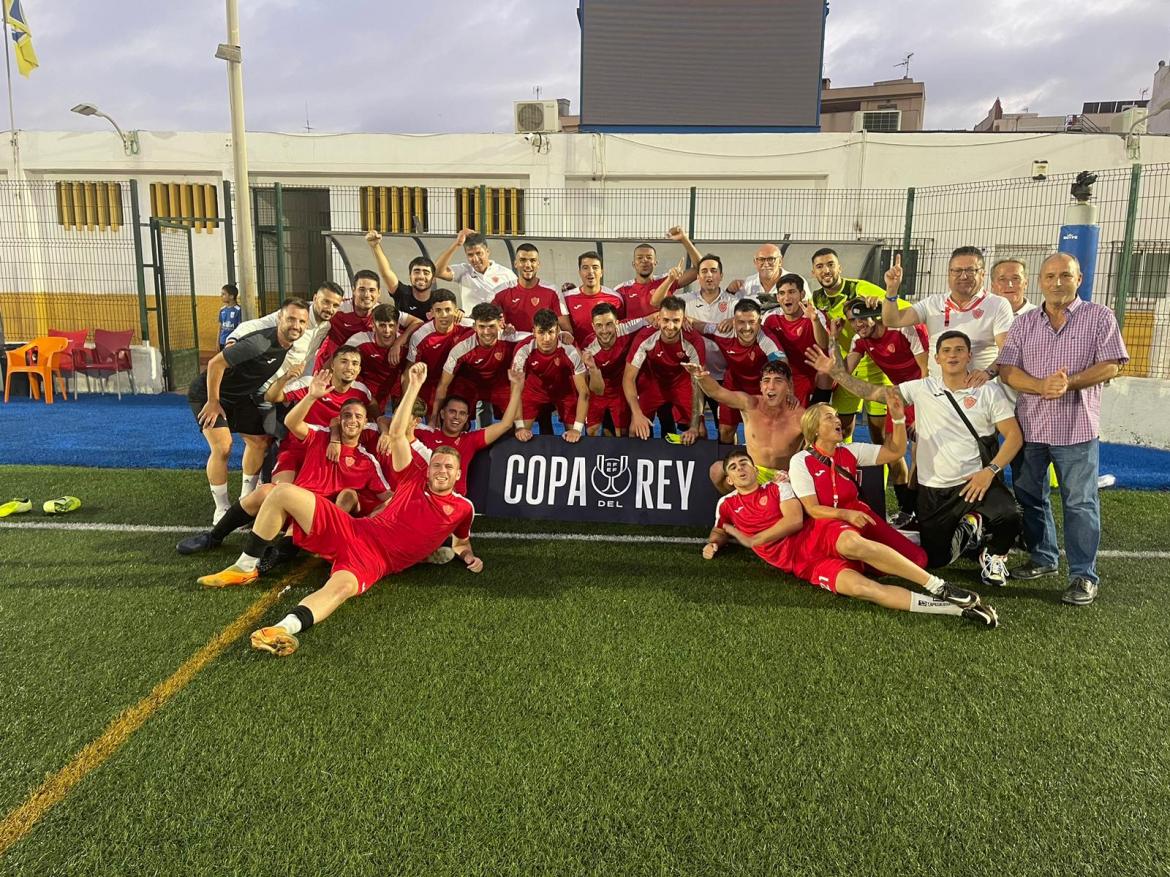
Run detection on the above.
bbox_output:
[3,0,38,77]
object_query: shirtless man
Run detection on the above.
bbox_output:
[685,360,804,494]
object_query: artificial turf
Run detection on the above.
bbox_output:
[1,465,1168,876]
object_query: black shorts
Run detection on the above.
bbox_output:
[188,395,268,435]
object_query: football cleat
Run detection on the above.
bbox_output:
[197,564,258,589]
[176,532,222,555]
[962,602,999,628]
[0,498,32,518]
[426,546,456,564]
[250,626,299,656]
[978,549,1010,587]
[42,496,81,515]
[929,581,980,610]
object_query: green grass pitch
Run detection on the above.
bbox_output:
[1,465,1169,876]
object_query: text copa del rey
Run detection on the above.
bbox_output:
[502,453,697,510]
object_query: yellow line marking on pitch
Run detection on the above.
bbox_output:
[0,572,309,857]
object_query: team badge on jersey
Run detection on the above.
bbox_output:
[973,309,984,318]
[963,396,977,409]
[531,297,541,307]
[887,342,896,353]
[494,350,504,361]
[758,493,768,506]
[442,503,455,515]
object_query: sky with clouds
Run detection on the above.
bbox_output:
[5,0,1166,134]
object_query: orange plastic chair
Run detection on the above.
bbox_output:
[4,336,70,404]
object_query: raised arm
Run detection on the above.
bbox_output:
[433,228,472,282]
[581,350,605,395]
[872,388,907,466]
[282,369,333,441]
[806,343,891,404]
[879,255,919,329]
[483,366,524,445]
[263,361,306,403]
[666,226,701,286]
[649,260,685,310]
[366,230,401,292]
[682,361,753,411]
[389,363,427,472]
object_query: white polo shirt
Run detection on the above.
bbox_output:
[679,289,737,380]
[909,290,1013,378]
[449,260,518,310]
[898,377,1015,488]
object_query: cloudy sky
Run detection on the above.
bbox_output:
[5,0,1166,134]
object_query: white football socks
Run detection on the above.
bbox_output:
[234,552,261,572]
[210,483,231,513]
[241,472,260,499]
[910,592,962,615]
[276,613,302,635]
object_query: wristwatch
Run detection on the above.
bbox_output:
[986,463,1002,474]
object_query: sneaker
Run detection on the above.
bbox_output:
[1013,562,1059,580]
[426,546,456,564]
[956,512,983,555]
[962,603,1000,628]
[1097,474,1116,489]
[176,532,221,555]
[978,549,1010,587]
[1062,577,1098,606]
[888,510,917,530]
[197,564,259,589]
[42,496,81,515]
[250,626,299,656]
[0,498,32,518]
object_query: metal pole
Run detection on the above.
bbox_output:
[223,0,258,318]
[901,187,915,298]
[687,186,697,245]
[273,181,286,299]
[129,180,151,342]
[1114,163,1142,331]
[222,179,236,286]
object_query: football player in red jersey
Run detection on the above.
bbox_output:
[582,304,650,436]
[623,296,706,442]
[615,226,701,318]
[492,243,564,332]
[404,289,473,410]
[704,449,998,627]
[432,301,525,424]
[560,251,627,346]
[512,308,590,442]
[182,368,390,556]
[237,363,482,657]
[690,299,786,443]
[341,302,410,411]
[762,273,833,406]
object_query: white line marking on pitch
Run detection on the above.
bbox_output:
[1,520,1167,557]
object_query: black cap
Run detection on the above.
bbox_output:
[844,298,882,320]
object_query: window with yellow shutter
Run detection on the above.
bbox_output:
[359,186,429,233]
[53,181,125,232]
[149,182,220,232]
[454,187,524,236]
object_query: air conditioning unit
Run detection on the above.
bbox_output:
[514,100,562,134]
[851,110,902,133]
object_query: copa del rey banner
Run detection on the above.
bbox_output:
[466,435,723,527]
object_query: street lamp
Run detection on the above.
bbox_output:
[70,103,140,155]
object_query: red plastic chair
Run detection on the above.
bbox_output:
[4,336,70,404]
[48,328,89,399]
[75,328,136,398]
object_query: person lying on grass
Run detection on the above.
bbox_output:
[198,362,482,657]
[703,447,999,628]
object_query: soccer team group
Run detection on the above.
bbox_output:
[183,226,1128,655]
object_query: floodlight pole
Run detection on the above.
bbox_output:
[220,0,259,318]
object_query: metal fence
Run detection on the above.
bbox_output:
[2,167,1169,379]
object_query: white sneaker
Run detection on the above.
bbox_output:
[1098,474,1116,489]
[979,548,1009,587]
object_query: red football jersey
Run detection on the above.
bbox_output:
[560,287,626,346]
[849,325,926,385]
[697,326,784,392]
[367,464,474,572]
[583,317,648,396]
[616,275,677,319]
[443,334,526,389]
[411,427,490,496]
[282,377,373,427]
[714,480,805,572]
[341,331,403,409]
[512,339,585,398]
[763,312,823,388]
[406,319,475,405]
[294,426,390,504]
[627,327,706,385]
[492,282,564,332]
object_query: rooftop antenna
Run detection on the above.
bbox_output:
[894,52,913,79]
[304,101,313,133]
[533,85,542,100]
[1140,87,1150,101]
